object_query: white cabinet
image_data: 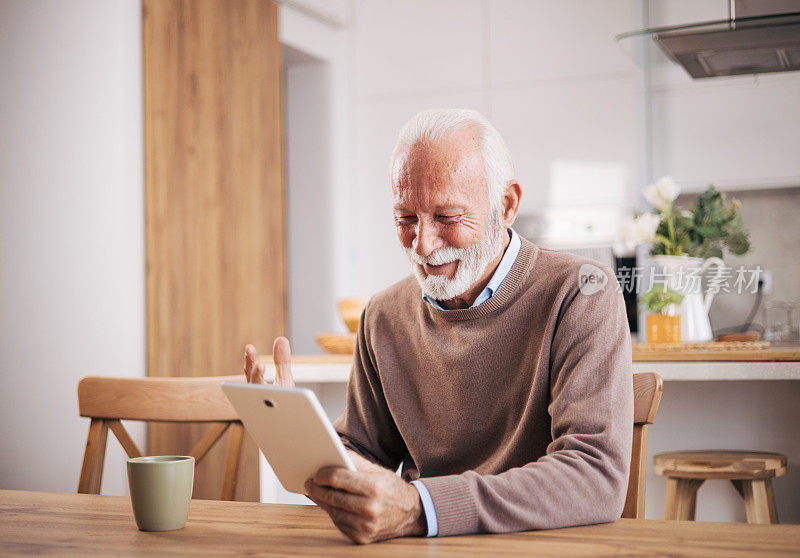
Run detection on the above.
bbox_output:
[650,74,800,192]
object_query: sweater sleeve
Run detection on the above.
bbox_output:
[417,266,634,536]
[333,306,405,470]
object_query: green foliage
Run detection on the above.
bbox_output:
[649,185,751,259]
[639,285,685,314]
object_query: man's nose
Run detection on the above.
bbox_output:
[413,219,442,257]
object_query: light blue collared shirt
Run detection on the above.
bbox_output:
[412,228,521,537]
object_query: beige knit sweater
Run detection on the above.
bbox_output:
[334,237,633,536]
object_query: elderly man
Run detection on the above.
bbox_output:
[244,109,633,544]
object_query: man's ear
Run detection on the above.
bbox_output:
[501,181,522,227]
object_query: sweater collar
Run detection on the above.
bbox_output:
[423,236,538,322]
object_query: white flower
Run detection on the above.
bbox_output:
[634,212,661,242]
[643,176,681,211]
[613,213,662,256]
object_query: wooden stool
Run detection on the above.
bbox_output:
[654,450,787,524]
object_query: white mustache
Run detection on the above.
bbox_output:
[404,245,468,267]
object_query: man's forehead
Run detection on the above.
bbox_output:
[393,130,485,203]
[405,129,481,171]
[392,187,470,210]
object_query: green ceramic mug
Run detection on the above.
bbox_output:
[127,455,194,531]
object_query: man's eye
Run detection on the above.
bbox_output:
[396,215,417,223]
[437,215,460,222]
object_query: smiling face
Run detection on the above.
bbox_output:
[392,128,506,303]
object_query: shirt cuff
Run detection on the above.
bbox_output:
[410,480,438,537]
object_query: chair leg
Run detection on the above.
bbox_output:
[664,478,704,521]
[742,479,779,524]
[78,418,109,494]
[221,422,244,501]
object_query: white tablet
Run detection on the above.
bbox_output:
[221,382,355,494]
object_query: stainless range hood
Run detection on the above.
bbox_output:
[617,1,800,79]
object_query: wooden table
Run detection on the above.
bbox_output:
[2,491,799,556]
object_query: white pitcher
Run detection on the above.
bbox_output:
[651,255,726,342]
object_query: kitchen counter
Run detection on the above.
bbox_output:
[260,347,800,382]
[633,345,800,380]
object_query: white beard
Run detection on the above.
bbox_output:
[404,212,506,302]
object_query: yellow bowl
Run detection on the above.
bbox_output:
[315,333,356,354]
[337,297,369,333]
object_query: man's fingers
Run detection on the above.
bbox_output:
[327,511,371,545]
[243,344,258,383]
[312,467,376,498]
[273,336,295,387]
[306,490,371,544]
[306,491,356,525]
[252,361,266,385]
[305,479,373,515]
[243,339,296,386]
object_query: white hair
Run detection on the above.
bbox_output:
[390,108,515,213]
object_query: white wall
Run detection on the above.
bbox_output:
[0,0,145,496]
[348,0,639,296]
[284,55,339,353]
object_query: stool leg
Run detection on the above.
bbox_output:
[742,479,779,524]
[665,478,704,521]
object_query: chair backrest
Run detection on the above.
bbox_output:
[622,372,663,519]
[77,375,246,500]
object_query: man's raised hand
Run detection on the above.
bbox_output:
[242,337,295,387]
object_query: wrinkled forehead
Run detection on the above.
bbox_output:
[392,129,487,204]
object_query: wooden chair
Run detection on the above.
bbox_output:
[622,372,664,519]
[77,375,246,500]
[654,450,787,524]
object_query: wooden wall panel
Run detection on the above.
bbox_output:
[143,0,285,501]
